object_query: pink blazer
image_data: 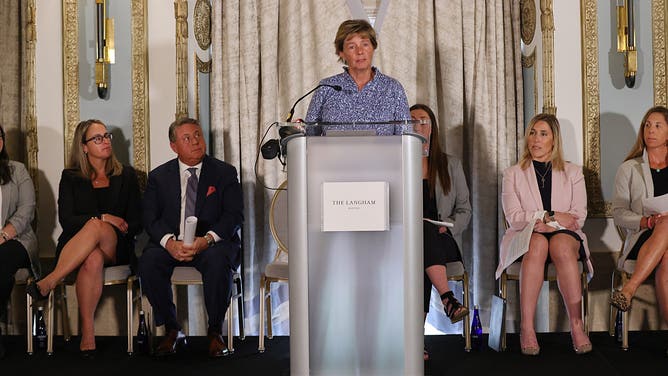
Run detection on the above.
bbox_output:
[499,161,593,278]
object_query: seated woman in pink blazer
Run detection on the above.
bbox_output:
[499,113,592,355]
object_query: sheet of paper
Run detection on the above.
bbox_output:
[423,218,454,228]
[183,216,198,245]
[495,211,544,279]
[643,193,668,214]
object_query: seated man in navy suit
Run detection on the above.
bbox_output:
[139,118,243,357]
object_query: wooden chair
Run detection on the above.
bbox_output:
[258,180,288,353]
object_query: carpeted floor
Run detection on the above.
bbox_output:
[1,331,666,375]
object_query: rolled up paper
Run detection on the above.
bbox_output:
[183,216,198,245]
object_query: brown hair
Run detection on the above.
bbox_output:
[69,119,123,179]
[334,19,378,63]
[410,104,451,196]
[169,117,201,142]
[519,113,565,171]
[625,105,668,161]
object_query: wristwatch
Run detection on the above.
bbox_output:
[204,233,215,247]
[546,211,555,222]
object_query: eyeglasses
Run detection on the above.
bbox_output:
[180,132,202,144]
[84,132,113,144]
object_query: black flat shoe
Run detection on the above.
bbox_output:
[26,278,49,301]
[80,349,97,359]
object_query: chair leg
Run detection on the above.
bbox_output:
[127,277,134,355]
[582,271,589,335]
[266,280,273,340]
[258,274,266,353]
[621,272,629,350]
[235,274,245,340]
[609,270,617,336]
[47,290,55,355]
[60,283,71,342]
[26,293,33,355]
[227,300,234,354]
[500,273,507,351]
[462,272,471,352]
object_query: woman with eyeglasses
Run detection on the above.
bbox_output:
[27,119,141,357]
[0,124,38,359]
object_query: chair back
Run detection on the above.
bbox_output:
[269,180,288,262]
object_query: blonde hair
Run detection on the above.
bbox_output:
[69,119,123,180]
[625,105,668,161]
[334,19,378,63]
[519,113,565,171]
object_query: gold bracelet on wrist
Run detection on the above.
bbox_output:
[1,231,10,241]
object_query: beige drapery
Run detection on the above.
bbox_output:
[211,0,522,334]
[0,0,24,161]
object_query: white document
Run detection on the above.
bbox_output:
[643,193,668,215]
[183,216,198,245]
[495,211,544,279]
[423,218,454,228]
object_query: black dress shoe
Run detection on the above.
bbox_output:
[80,349,97,359]
[207,332,229,358]
[26,278,49,301]
[155,329,186,357]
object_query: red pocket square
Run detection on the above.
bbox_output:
[207,186,216,197]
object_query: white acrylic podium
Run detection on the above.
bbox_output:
[284,122,424,376]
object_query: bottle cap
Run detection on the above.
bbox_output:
[38,306,44,311]
[473,305,479,309]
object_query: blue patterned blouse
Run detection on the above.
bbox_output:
[304,67,410,135]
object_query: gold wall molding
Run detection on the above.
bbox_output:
[653,0,666,106]
[520,0,536,45]
[540,0,556,115]
[62,0,80,162]
[521,49,535,68]
[23,0,38,192]
[580,0,607,217]
[63,1,149,187]
[194,0,211,51]
[175,0,189,120]
[132,0,150,190]
[196,55,211,73]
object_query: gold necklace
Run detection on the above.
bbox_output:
[534,162,552,189]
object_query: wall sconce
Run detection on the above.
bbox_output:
[95,0,115,98]
[617,0,636,88]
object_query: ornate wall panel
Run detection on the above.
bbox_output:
[23,0,38,191]
[174,0,188,119]
[654,0,666,106]
[540,0,556,115]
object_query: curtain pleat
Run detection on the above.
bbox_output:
[0,0,23,161]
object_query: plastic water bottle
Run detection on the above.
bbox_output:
[614,310,623,343]
[471,305,483,350]
[35,307,47,350]
[136,310,150,354]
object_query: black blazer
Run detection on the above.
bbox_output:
[57,165,142,265]
[142,155,243,249]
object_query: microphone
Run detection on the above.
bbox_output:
[285,84,342,122]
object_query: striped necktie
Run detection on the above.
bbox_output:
[184,167,198,219]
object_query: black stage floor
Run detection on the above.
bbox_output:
[1,331,666,375]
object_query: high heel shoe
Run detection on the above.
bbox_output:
[573,343,592,355]
[26,278,49,301]
[610,290,632,312]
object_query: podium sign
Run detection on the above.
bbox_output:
[285,122,424,376]
[321,181,389,232]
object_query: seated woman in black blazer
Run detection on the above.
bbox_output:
[27,119,141,355]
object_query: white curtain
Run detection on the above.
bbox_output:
[0,0,24,161]
[211,0,522,335]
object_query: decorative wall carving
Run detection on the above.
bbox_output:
[520,0,536,45]
[175,0,189,120]
[63,0,149,189]
[62,0,80,162]
[580,0,607,217]
[194,0,211,51]
[132,0,150,190]
[24,0,38,193]
[540,0,556,115]
[653,0,666,106]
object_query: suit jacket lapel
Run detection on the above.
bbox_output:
[522,165,544,210]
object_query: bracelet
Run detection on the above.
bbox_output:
[1,231,8,241]
[647,215,654,229]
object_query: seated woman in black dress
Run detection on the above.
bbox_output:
[27,119,141,355]
[411,104,471,359]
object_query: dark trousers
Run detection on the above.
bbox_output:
[138,241,240,334]
[0,240,30,311]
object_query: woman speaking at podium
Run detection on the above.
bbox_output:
[305,19,410,126]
